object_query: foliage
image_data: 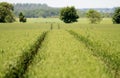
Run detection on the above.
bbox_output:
[19,12,27,23]
[13,3,114,18]
[14,3,60,18]
[60,6,79,23]
[112,7,120,24]
[86,9,102,24]
[0,2,15,23]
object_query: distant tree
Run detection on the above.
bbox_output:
[112,7,120,24]
[13,3,60,18]
[60,6,79,23]
[19,12,27,23]
[86,9,102,24]
[0,2,15,23]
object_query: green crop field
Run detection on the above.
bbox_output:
[0,18,120,78]
[14,18,113,24]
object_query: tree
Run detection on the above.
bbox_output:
[86,9,102,24]
[14,3,60,18]
[0,2,15,23]
[60,6,79,23]
[19,12,27,23]
[112,7,120,24]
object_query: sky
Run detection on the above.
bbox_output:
[0,0,120,8]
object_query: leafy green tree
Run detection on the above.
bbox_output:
[86,9,102,24]
[0,2,15,23]
[112,7,120,24]
[19,12,27,23]
[60,6,79,23]
[5,15,15,23]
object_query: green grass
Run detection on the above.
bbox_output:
[0,23,50,30]
[65,24,120,78]
[4,31,48,78]
[68,30,120,78]
[0,18,120,78]
[24,30,112,78]
[15,18,62,23]
[0,26,47,77]
[14,18,113,24]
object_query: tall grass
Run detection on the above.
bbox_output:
[68,30,120,78]
[4,31,48,78]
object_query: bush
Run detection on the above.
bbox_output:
[60,6,79,23]
[19,12,27,23]
[112,7,120,24]
[86,9,102,24]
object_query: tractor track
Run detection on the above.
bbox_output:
[4,31,48,78]
[67,30,120,78]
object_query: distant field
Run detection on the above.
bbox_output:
[15,18,113,24]
[15,18,62,23]
[0,19,120,78]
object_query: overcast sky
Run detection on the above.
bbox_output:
[0,0,120,8]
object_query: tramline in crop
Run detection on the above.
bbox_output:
[68,28,120,78]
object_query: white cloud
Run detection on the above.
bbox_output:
[0,0,120,8]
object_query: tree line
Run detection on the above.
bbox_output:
[60,6,120,24]
[13,3,114,18]
[14,3,60,18]
[0,2,120,24]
